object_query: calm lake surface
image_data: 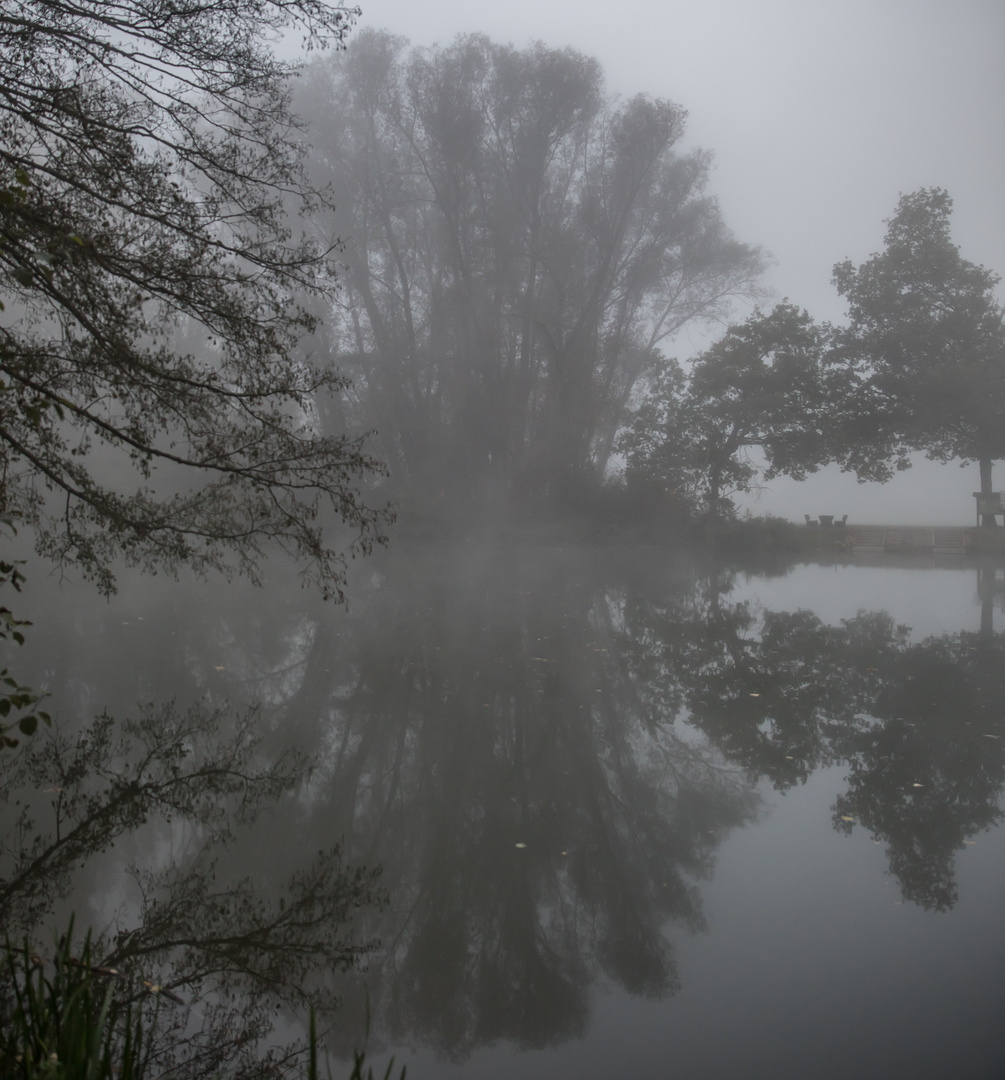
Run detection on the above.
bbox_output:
[3,543,1004,1080]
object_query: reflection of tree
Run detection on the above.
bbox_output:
[832,631,1005,911]
[274,549,758,1059]
[8,549,1004,1061]
[0,705,384,1080]
[621,571,1005,913]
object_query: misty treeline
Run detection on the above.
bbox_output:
[295,29,765,511]
[296,32,1005,522]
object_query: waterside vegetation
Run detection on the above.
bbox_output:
[2,1,1004,1077]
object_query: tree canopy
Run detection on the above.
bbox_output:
[297,30,765,506]
[0,0,389,597]
[619,303,831,518]
[831,189,1005,511]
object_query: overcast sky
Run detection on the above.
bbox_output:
[314,0,1005,523]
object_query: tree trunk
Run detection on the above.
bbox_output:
[707,463,722,521]
[979,457,997,527]
[978,567,995,639]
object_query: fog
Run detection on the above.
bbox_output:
[297,0,1004,525]
[7,7,1005,1080]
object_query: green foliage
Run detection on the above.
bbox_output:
[0,3,389,600]
[831,188,1005,487]
[1,925,151,1080]
[620,304,831,518]
[1,929,404,1080]
[0,529,48,751]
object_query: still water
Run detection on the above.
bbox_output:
[2,543,1004,1079]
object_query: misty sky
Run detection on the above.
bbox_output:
[312,0,1005,524]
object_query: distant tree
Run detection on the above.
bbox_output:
[0,1,390,598]
[619,304,831,518]
[831,189,1005,524]
[298,31,765,504]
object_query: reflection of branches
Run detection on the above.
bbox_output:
[0,703,386,1080]
[832,631,1005,912]
[1,705,300,930]
[622,575,1005,913]
[263,550,759,1060]
[109,849,382,1003]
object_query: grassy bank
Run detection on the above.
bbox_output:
[1,929,405,1080]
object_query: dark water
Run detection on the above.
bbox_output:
[2,544,1004,1079]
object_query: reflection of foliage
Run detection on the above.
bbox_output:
[267,549,758,1060]
[2,706,295,929]
[621,572,1005,913]
[832,632,1005,912]
[0,554,48,751]
[0,705,386,1080]
[7,549,1005,1062]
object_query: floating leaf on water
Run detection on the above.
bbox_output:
[214,666,225,671]
[912,783,923,788]
[749,692,760,697]
[515,842,527,849]
[964,840,976,845]
[840,815,855,822]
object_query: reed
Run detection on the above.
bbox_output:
[2,926,404,1080]
[1,924,148,1080]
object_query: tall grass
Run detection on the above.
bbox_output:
[308,1008,405,1080]
[1,924,148,1080]
[2,926,404,1080]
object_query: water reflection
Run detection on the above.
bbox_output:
[0,703,385,1079]
[3,547,1004,1065]
[283,548,758,1058]
[622,564,1005,913]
